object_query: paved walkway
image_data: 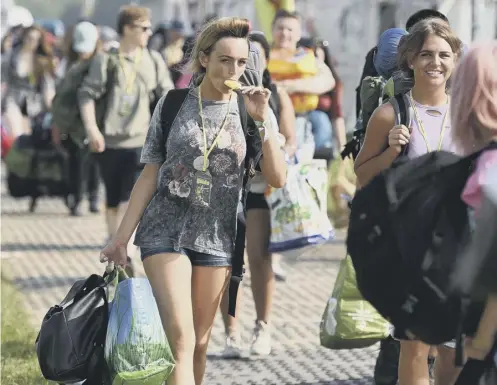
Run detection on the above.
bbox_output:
[1,187,378,385]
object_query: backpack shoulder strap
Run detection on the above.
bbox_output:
[236,91,248,135]
[390,93,413,156]
[390,93,413,127]
[160,88,189,145]
[389,94,403,126]
[228,91,250,317]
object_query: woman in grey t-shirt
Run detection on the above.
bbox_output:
[101,17,287,385]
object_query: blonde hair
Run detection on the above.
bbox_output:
[117,5,151,35]
[189,17,250,74]
[451,42,497,154]
[397,18,462,76]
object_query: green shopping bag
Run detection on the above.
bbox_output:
[320,255,390,349]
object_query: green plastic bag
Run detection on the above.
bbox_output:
[326,156,356,229]
[320,255,390,349]
[105,267,175,385]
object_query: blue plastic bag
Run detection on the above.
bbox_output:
[105,270,175,385]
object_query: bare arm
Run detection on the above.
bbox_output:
[277,87,297,157]
[243,87,287,188]
[259,119,287,188]
[330,81,347,151]
[354,103,400,186]
[42,73,55,110]
[80,99,98,133]
[277,59,336,95]
[114,164,160,245]
[332,117,347,153]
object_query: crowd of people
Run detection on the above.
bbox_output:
[1,4,497,385]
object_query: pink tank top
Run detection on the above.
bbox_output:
[406,97,460,159]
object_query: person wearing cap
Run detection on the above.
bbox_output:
[53,21,102,216]
[78,5,173,248]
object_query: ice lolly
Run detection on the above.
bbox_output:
[224,80,241,90]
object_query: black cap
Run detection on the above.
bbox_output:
[406,9,449,31]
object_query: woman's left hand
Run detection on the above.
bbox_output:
[240,86,271,122]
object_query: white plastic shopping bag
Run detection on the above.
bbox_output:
[265,160,334,252]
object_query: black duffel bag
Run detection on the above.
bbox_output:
[36,269,115,384]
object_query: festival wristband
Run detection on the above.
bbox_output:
[254,120,270,142]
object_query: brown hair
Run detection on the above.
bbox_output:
[272,9,300,26]
[397,18,462,77]
[21,25,55,83]
[63,24,102,68]
[188,17,250,74]
[116,5,151,35]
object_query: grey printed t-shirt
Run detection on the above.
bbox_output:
[134,87,259,258]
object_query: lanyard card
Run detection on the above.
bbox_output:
[118,94,136,116]
[192,170,212,207]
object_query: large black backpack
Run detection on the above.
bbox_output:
[36,270,114,384]
[346,145,496,348]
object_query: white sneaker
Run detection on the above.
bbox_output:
[272,261,287,282]
[222,333,242,359]
[250,320,272,356]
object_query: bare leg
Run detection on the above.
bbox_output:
[191,265,231,385]
[398,340,431,385]
[143,253,195,385]
[246,209,273,323]
[434,346,461,385]
[220,276,243,336]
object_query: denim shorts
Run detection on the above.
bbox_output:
[246,192,269,211]
[140,245,231,267]
[392,328,456,348]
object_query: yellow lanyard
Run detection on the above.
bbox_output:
[409,91,449,152]
[198,86,233,172]
[28,72,37,86]
[119,48,142,95]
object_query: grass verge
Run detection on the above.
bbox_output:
[1,277,52,385]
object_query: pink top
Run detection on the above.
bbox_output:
[407,98,459,159]
[461,149,497,211]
